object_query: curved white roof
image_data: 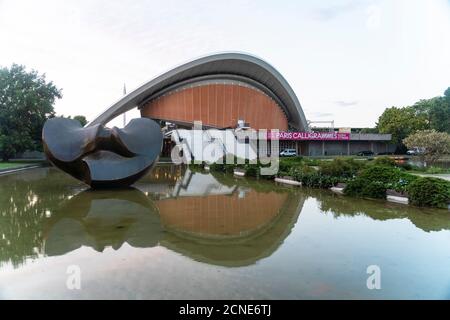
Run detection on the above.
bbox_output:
[88,53,309,131]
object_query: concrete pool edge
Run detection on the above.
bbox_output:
[0,163,46,176]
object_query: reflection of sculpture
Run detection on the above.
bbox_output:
[42,117,163,188]
[44,188,162,255]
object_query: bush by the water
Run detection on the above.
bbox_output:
[343,165,418,199]
[425,166,448,174]
[371,156,396,167]
[299,172,340,189]
[407,177,450,208]
[318,157,364,178]
[208,155,246,174]
[344,179,387,199]
[356,165,417,192]
[396,162,413,171]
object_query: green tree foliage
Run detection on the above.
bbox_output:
[403,129,450,165]
[58,115,88,127]
[376,106,428,150]
[73,115,88,127]
[359,127,379,134]
[413,96,450,134]
[377,87,450,151]
[376,87,450,152]
[0,64,62,161]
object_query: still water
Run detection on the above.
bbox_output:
[0,165,450,299]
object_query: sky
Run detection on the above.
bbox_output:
[0,0,449,128]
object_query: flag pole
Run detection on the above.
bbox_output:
[123,83,127,127]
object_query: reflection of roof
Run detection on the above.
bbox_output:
[88,52,309,130]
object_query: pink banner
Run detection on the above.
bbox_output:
[267,131,351,141]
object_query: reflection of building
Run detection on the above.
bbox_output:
[159,182,305,267]
[4,167,449,270]
[154,169,306,267]
[157,189,289,238]
[89,53,393,157]
[40,168,305,267]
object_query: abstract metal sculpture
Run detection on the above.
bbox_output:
[42,117,163,188]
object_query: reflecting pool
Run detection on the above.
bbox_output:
[0,165,450,299]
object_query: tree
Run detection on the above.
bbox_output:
[413,94,450,134]
[0,64,61,161]
[58,115,88,127]
[444,87,450,101]
[73,115,88,127]
[403,130,450,166]
[376,106,428,152]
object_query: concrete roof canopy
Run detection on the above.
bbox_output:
[88,52,309,131]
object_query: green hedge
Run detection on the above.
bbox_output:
[371,156,396,167]
[356,165,417,192]
[407,177,450,208]
[318,157,364,178]
[343,165,418,199]
[298,173,340,189]
[344,179,386,199]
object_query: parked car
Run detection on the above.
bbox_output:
[356,150,374,156]
[280,149,298,157]
[406,147,425,156]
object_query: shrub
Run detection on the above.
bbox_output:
[189,163,206,173]
[407,177,450,208]
[425,166,446,174]
[362,181,387,199]
[289,164,315,176]
[356,165,417,191]
[389,174,418,192]
[357,165,400,183]
[209,155,246,173]
[397,162,413,171]
[244,164,259,177]
[303,158,321,166]
[292,170,339,189]
[344,179,386,199]
[318,158,364,178]
[279,156,303,165]
[343,178,366,197]
[372,156,396,167]
[343,165,419,198]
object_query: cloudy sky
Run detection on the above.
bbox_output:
[1,0,449,128]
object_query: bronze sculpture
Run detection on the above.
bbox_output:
[42,117,163,188]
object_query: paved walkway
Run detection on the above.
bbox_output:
[412,173,450,181]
